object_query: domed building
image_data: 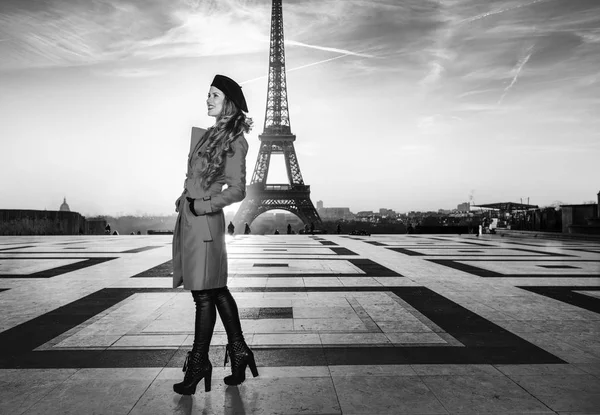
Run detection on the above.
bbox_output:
[59,197,71,212]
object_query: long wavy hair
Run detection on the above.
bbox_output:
[197,96,253,189]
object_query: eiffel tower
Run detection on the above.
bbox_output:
[234,0,321,230]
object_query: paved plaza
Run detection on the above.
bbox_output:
[1,233,600,414]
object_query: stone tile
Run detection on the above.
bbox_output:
[293,306,357,319]
[228,277,267,287]
[339,276,381,286]
[292,296,351,307]
[130,376,341,415]
[411,364,504,376]
[141,318,193,333]
[495,364,588,376]
[0,369,77,415]
[294,318,366,331]
[238,318,294,332]
[333,375,448,414]
[320,332,391,346]
[376,319,435,333]
[374,277,421,286]
[251,333,321,346]
[111,334,187,348]
[22,377,154,415]
[265,277,305,287]
[3,234,600,415]
[53,334,121,348]
[386,332,447,344]
[511,374,600,412]
[420,373,554,414]
[69,368,162,380]
[120,378,226,415]
[254,366,331,378]
[329,365,417,377]
[572,363,600,376]
[0,258,86,274]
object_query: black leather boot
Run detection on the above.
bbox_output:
[215,287,259,385]
[223,340,258,386]
[173,348,212,394]
[173,289,216,395]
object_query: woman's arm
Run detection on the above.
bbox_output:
[175,189,188,212]
[189,136,249,215]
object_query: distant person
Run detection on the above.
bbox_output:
[310,222,315,235]
[304,224,309,234]
[406,223,414,234]
[244,223,251,235]
[274,229,280,235]
[171,75,257,396]
[286,223,292,235]
[136,231,142,235]
[227,221,235,235]
[105,224,111,235]
[336,224,341,234]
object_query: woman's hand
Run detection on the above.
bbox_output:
[186,197,213,216]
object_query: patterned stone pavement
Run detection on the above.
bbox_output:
[1,233,599,414]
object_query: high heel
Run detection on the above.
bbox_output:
[173,350,213,395]
[223,341,259,386]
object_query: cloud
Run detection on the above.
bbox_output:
[285,40,375,58]
[577,30,600,44]
[457,88,497,98]
[240,53,359,85]
[0,0,269,70]
[459,0,555,25]
[498,44,535,105]
[417,113,463,135]
[95,67,164,78]
[419,62,445,86]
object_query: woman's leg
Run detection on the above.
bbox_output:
[214,286,258,385]
[214,286,244,343]
[173,290,216,394]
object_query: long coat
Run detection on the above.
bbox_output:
[172,127,249,290]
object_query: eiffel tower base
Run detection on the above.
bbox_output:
[233,185,321,232]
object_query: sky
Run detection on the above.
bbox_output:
[1,0,599,217]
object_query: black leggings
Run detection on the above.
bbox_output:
[191,286,244,350]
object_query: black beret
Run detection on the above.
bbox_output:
[211,74,248,113]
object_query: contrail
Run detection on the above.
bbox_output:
[286,40,374,58]
[240,53,360,85]
[498,45,534,105]
[460,0,553,24]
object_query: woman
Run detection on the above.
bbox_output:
[172,74,258,395]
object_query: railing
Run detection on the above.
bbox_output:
[259,184,310,192]
[264,184,291,191]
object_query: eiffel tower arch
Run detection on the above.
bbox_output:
[234,0,321,231]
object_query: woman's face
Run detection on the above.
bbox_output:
[207,86,225,118]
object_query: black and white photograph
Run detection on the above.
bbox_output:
[1,0,599,413]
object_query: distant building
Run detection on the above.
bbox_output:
[356,211,374,217]
[457,202,470,212]
[0,209,85,235]
[59,197,71,212]
[85,217,108,235]
[317,201,355,220]
[379,208,396,217]
[319,207,354,220]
